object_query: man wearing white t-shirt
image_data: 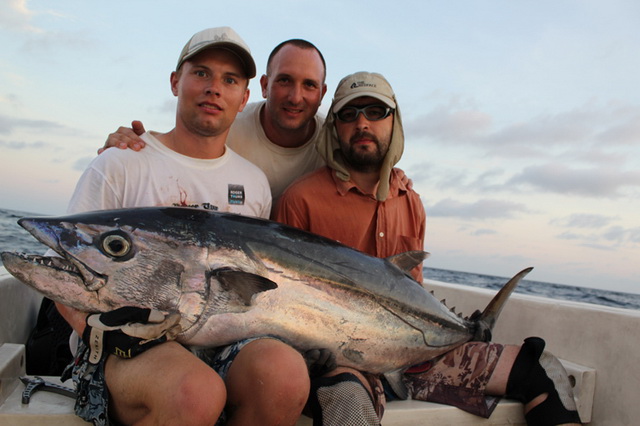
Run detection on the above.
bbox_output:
[57,27,310,426]
[103,39,328,200]
[69,130,271,218]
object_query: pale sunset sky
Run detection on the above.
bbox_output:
[1,0,639,293]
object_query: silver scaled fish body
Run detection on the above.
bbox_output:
[2,207,530,379]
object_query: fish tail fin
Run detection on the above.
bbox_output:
[471,267,533,341]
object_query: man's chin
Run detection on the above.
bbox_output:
[279,110,314,127]
[346,152,384,169]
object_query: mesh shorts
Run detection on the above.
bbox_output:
[310,372,383,425]
[403,341,505,418]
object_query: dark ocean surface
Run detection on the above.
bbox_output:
[2,207,638,311]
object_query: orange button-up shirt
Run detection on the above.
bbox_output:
[273,166,426,282]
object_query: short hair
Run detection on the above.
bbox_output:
[266,39,327,82]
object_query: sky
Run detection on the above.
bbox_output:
[1,0,639,294]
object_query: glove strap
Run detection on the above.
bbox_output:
[86,327,105,364]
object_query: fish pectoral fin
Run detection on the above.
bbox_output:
[383,370,409,400]
[386,251,429,273]
[212,267,278,305]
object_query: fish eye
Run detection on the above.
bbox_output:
[100,232,132,259]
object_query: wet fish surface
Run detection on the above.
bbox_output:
[2,207,530,378]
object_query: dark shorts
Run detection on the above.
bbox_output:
[403,341,505,418]
[64,337,263,426]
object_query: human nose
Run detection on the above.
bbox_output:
[205,80,221,96]
[354,111,370,130]
[287,84,303,104]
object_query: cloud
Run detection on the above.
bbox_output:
[485,107,599,148]
[405,97,640,165]
[602,226,640,245]
[579,242,616,252]
[0,2,92,53]
[0,93,22,109]
[508,163,640,197]
[596,114,640,146]
[550,213,617,229]
[556,224,640,248]
[568,148,627,167]
[0,114,66,135]
[0,139,49,150]
[21,28,96,53]
[404,102,492,143]
[0,114,93,141]
[0,0,41,33]
[595,102,640,146]
[556,231,583,241]
[0,0,66,33]
[472,228,497,236]
[427,198,529,219]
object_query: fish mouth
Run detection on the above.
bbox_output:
[3,251,107,291]
[16,217,108,291]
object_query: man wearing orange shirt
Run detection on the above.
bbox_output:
[273,72,425,282]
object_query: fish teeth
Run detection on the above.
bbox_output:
[34,255,80,273]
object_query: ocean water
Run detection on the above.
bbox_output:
[424,267,640,311]
[2,207,639,311]
[0,208,46,258]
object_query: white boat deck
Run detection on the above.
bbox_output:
[0,267,623,424]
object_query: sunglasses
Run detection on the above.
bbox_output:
[335,104,394,123]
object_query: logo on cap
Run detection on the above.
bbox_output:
[350,81,377,90]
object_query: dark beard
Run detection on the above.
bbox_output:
[340,131,387,173]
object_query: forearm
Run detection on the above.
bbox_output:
[55,301,88,335]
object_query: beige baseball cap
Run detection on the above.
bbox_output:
[176,26,256,78]
[331,71,396,113]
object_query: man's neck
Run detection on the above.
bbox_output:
[260,104,315,148]
[155,127,227,159]
[348,168,381,196]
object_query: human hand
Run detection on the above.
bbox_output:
[395,168,413,190]
[303,348,337,378]
[82,307,181,364]
[98,120,147,154]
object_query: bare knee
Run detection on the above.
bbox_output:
[170,367,226,425]
[106,343,226,426]
[226,339,309,424]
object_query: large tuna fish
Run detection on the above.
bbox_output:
[1,207,530,380]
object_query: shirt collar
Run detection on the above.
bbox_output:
[330,168,406,199]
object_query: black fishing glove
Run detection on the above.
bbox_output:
[82,307,181,364]
[304,348,338,378]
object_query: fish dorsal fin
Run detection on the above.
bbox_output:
[386,251,429,273]
[212,267,278,306]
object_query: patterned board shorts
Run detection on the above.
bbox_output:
[64,337,263,426]
[402,341,505,418]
